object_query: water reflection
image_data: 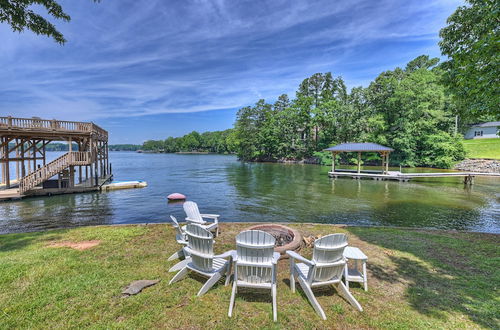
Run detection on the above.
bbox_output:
[225,161,498,232]
[0,153,498,234]
[0,192,113,234]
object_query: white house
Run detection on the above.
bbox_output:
[464,122,500,139]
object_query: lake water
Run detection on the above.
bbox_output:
[1,152,499,234]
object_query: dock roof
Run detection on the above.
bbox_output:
[471,121,500,127]
[324,142,393,152]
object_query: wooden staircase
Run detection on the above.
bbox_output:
[19,151,93,194]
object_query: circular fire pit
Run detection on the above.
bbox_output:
[247,224,302,259]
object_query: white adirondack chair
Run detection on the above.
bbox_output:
[167,215,191,273]
[183,201,219,237]
[169,224,233,296]
[228,230,280,322]
[286,233,363,320]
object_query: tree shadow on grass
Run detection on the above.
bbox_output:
[348,228,500,328]
[0,231,64,253]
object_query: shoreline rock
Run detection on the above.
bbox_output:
[453,159,500,173]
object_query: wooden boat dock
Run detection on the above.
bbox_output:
[328,170,500,184]
[0,116,112,201]
[324,142,500,184]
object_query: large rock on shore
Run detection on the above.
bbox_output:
[454,159,500,173]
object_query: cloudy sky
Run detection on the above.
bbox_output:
[0,0,461,143]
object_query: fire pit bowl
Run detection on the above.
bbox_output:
[246,224,302,259]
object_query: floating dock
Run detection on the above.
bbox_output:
[102,180,147,191]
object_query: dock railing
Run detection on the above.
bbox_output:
[0,116,107,139]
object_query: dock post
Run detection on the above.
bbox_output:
[90,163,94,186]
[3,138,10,188]
[331,152,335,173]
[464,175,474,185]
[357,152,361,174]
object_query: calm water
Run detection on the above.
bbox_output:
[1,152,499,234]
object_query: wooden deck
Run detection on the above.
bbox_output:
[1,116,111,199]
[0,116,108,141]
[328,170,500,183]
[0,174,113,201]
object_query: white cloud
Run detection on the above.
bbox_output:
[0,0,462,121]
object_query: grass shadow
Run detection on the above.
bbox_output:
[348,228,500,328]
[232,287,273,304]
[0,231,65,252]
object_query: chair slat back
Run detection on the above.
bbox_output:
[236,230,275,284]
[186,224,214,272]
[311,234,348,282]
[170,215,185,242]
[183,201,204,223]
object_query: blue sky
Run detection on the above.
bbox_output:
[0,0,461,144]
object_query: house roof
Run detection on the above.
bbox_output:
[324,142,393,152]
[471,121,500,127]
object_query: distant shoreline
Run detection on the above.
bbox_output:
[175,151,210,154]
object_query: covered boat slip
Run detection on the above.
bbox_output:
[0,116,112,200]
[324,142,500,183]
[325,143,393,175]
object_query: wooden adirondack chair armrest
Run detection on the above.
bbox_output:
[272,252,281,264]
[185,217,207,225]
[214,250,236,259]
[200,214,219,220]
[286,250,315,266]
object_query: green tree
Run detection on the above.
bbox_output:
[163,137,178,152]
[234,105,261,160]
[367,56,464,167]
[142,140,164,151]
[0,0,99,44]
[439,0,500,117]
[179,131,202,151]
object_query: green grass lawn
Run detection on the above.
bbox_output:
[463,139,500,159]
[1,223,499,329]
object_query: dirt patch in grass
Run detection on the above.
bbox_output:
[47,240,101,250]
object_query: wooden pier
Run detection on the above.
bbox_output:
[0,116,112,200]
[324,142,500,185]
[328,170,500,184]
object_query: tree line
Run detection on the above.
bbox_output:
[142,129,237,154]
[141,55,495,168]
[109,144,142,151]
[233,56,469,168]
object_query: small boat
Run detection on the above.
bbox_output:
[167,193,186,200]
[102,180,147,191]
